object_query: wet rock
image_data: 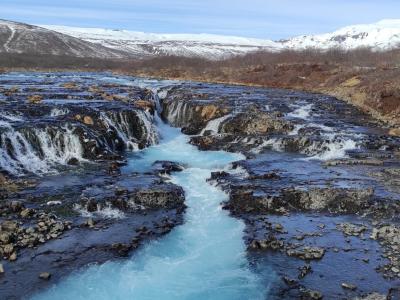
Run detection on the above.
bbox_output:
[27,95,43,104]
[221,110,293,136]
[227,189,283,214]
[9,252,17,261]
[39,272,51,280]
[83,116,94,125]
[85,198,98,213]
[248,172,281,180]
[301,289,323,300]
[342,282,357,290]
[287,246,325,260]
[249,235,284,251]
[135,100,155,113]
[9,200,23,213]
[324,159,384,166]
[0,232,11,243]
[1,220,18,232]
[111,243,132,257]
[283,276,298,286]
[67,157,79,165]
[153,161,185,175]
[371,225,400,243]
[370,225,400,278]
[298,264,312,279]
[0,263,4,274]
[20,208,35,218]
[388,128,400,137]
[337,223,368,236]
[281,187,374,214]
[62,82,78,89]
[130,186,185,209]
[388,288,400,300]
[354,293,387,300]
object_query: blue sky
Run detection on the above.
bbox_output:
[1,0,399,39]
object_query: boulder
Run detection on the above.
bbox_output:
[287,246,325,260]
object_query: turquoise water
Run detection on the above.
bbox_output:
[31,120,268,300]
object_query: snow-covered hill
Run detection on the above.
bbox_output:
[40,25,282,60]
[0,19,128,58]
[282,19,400,51]
[1,19,399,61]
[42,20,400,60]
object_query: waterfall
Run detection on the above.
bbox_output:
[136,110,159,146]
[100,111,140,151]
[200,114,232,135]
[0,124,85,175]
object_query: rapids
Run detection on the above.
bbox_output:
[31,119,269,300]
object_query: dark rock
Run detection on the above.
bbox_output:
[287,246,325,260]
[39,272,51,280]
[341,282,357,290]
[130,186,185,209]
[301,289,323,300]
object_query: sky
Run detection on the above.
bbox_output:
[1,0,399,39]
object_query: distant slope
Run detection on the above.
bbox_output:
[0,19,129,59]
[40,25,282,60]
[42,20,400,60]
[1,19,400,62]
[282,19,400,51]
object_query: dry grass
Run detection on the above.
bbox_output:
[0,49,399,126]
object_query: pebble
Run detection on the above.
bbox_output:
[39,272,51,280]
[341,282,357,290]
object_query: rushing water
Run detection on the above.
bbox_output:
[31,118,269,300]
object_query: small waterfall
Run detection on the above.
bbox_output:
[288,103,314,119]
[305,134,359,161]
[100,111,140,151]
[200,114,232,135]
[136,110,159,146]
[164,101,194,127]
[0,125,85,175]
[250,131,359,160]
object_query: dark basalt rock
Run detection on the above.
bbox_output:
[280,187,374,214]
[220,109,294,136]
[225,187,386,216]
[130,185,185,210]
[153,161,185,175]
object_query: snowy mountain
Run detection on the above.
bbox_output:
[0,19,129,58]
[40,20,400,60]
[40,25,282,60]
[282,19,400,51]
[1,19,399,62]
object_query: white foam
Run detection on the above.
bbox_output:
[0,112,23,122]
[73,203,125,219]
[288,104,313,119]
[251,138,283,154]
[100,112,139,151]
[288,124,306,136]
[0,126,85,175]
[200,114,232,135]
[136,110,159,146]
[305,133,359,161]
[50,108,69,117]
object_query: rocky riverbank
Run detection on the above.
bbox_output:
[0,73,186,299]
[160,82,400,299]
[0,72,399,299]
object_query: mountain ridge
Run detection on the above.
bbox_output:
[0,19,130,59]
[0,19,400,61]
